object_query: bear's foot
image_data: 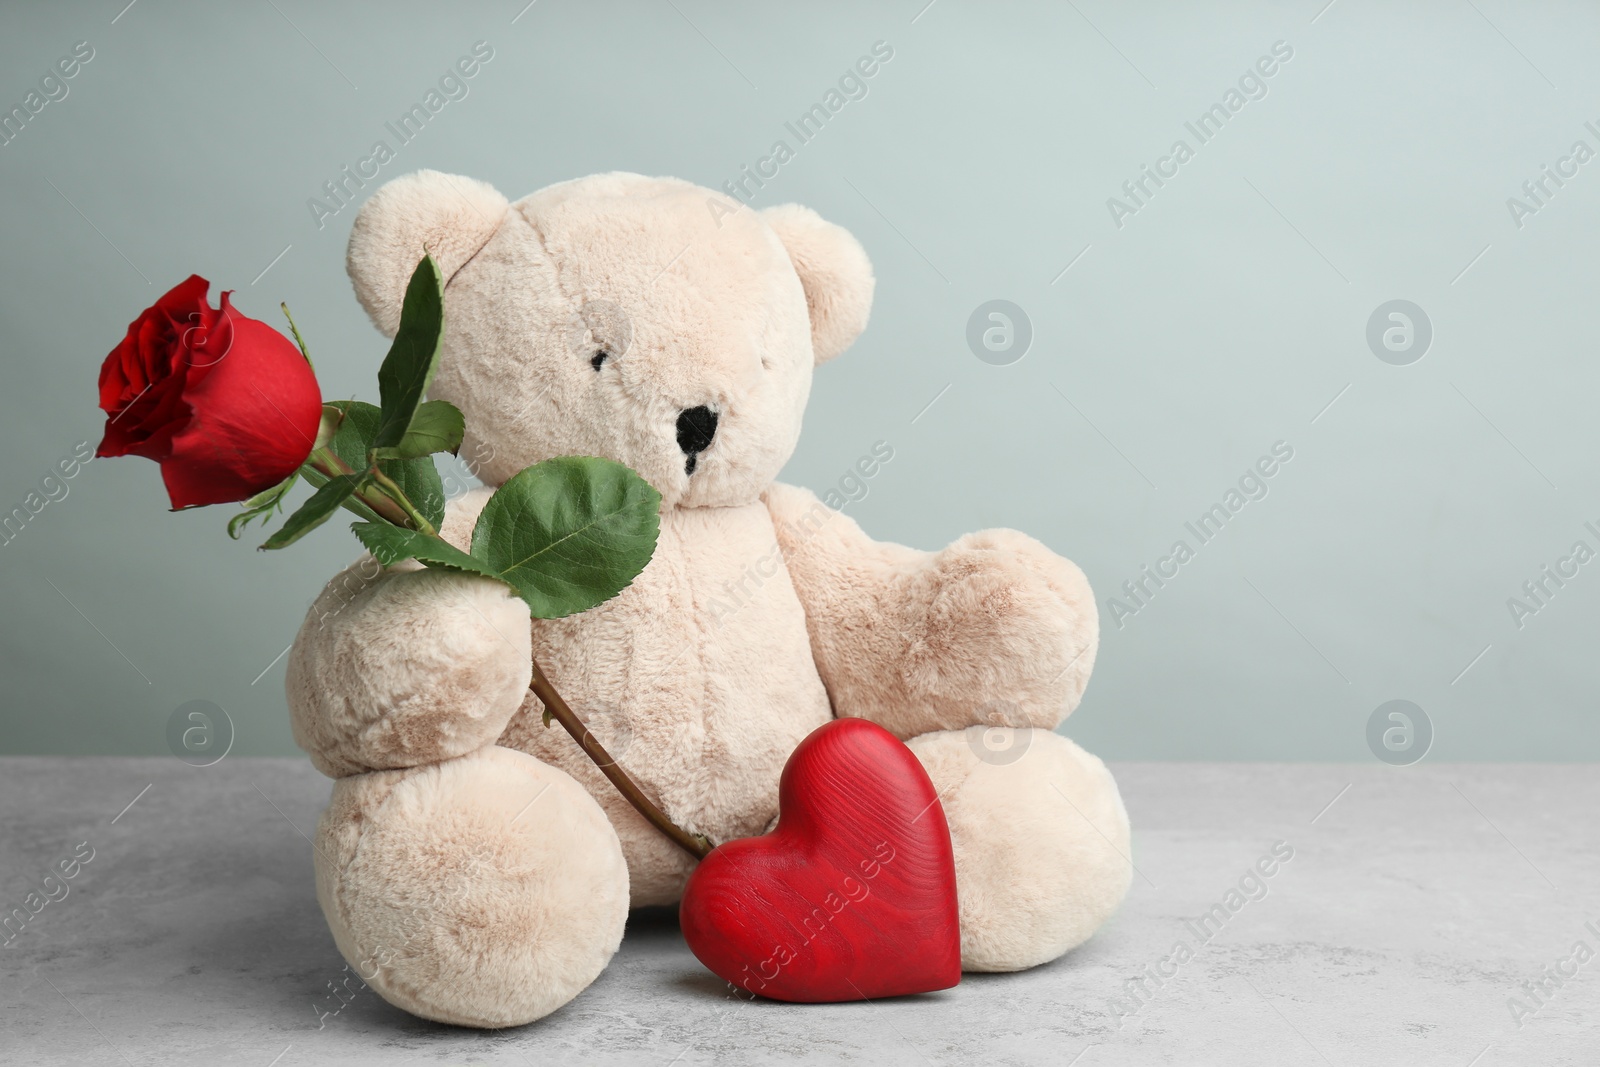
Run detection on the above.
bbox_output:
[313,745,629,1027]
[906,727,1132,971]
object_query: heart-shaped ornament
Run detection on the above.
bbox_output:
[679,717,961,1001]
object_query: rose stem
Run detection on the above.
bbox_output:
[528,658,712,861]
[368,466,437,536]
[304,447,699,859]
[302,450,412,528]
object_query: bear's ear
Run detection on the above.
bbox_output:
[346,170,510,337]
[761,204,874,364]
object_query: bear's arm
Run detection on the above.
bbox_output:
[285,488,533,777]
[763,482,1099,739]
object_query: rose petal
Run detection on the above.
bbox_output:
[94,275,321,508]
[158,315,320,507]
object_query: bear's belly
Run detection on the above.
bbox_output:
[495,500,834,904]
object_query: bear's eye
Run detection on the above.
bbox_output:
[590,349,609,371]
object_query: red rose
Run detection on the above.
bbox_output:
[96,275,323,509]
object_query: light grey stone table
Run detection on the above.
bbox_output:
[0,758,1593,1066]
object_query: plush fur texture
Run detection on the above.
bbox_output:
[759,203,875,364]
[906,728,1131,970]
[347,172,509,336]
[288,560,532,778]
[314,746,628,1027]
[288,170,1128,1028]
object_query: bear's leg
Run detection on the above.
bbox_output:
[313,745,629,1027]
[905,727,1132,972]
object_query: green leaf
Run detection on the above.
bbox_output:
[351,523,509,588]
[298,462,385,525]
[324,400,380,470]
[260,474,366,550]
[227,471,298,539]
[322,400,375,470]
[324,400,446,529]
[371,400,464,460]
[313,402,344,451]
[241,475,297,510]
[471,456,660,619]
[374,255,446,451]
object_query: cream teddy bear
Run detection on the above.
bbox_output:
[285,170,1131,1027]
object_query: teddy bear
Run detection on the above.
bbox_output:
[285,169,1132,1028]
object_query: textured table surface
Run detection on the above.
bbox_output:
[0,757,1593,1066]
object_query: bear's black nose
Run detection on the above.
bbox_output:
[676,406,718,475]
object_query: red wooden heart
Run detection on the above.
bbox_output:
[678,717,961,1001]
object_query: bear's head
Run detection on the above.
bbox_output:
[346,170,875,509]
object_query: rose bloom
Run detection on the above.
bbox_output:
[96,276,322,509]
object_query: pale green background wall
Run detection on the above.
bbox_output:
[1,0,1596,759]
